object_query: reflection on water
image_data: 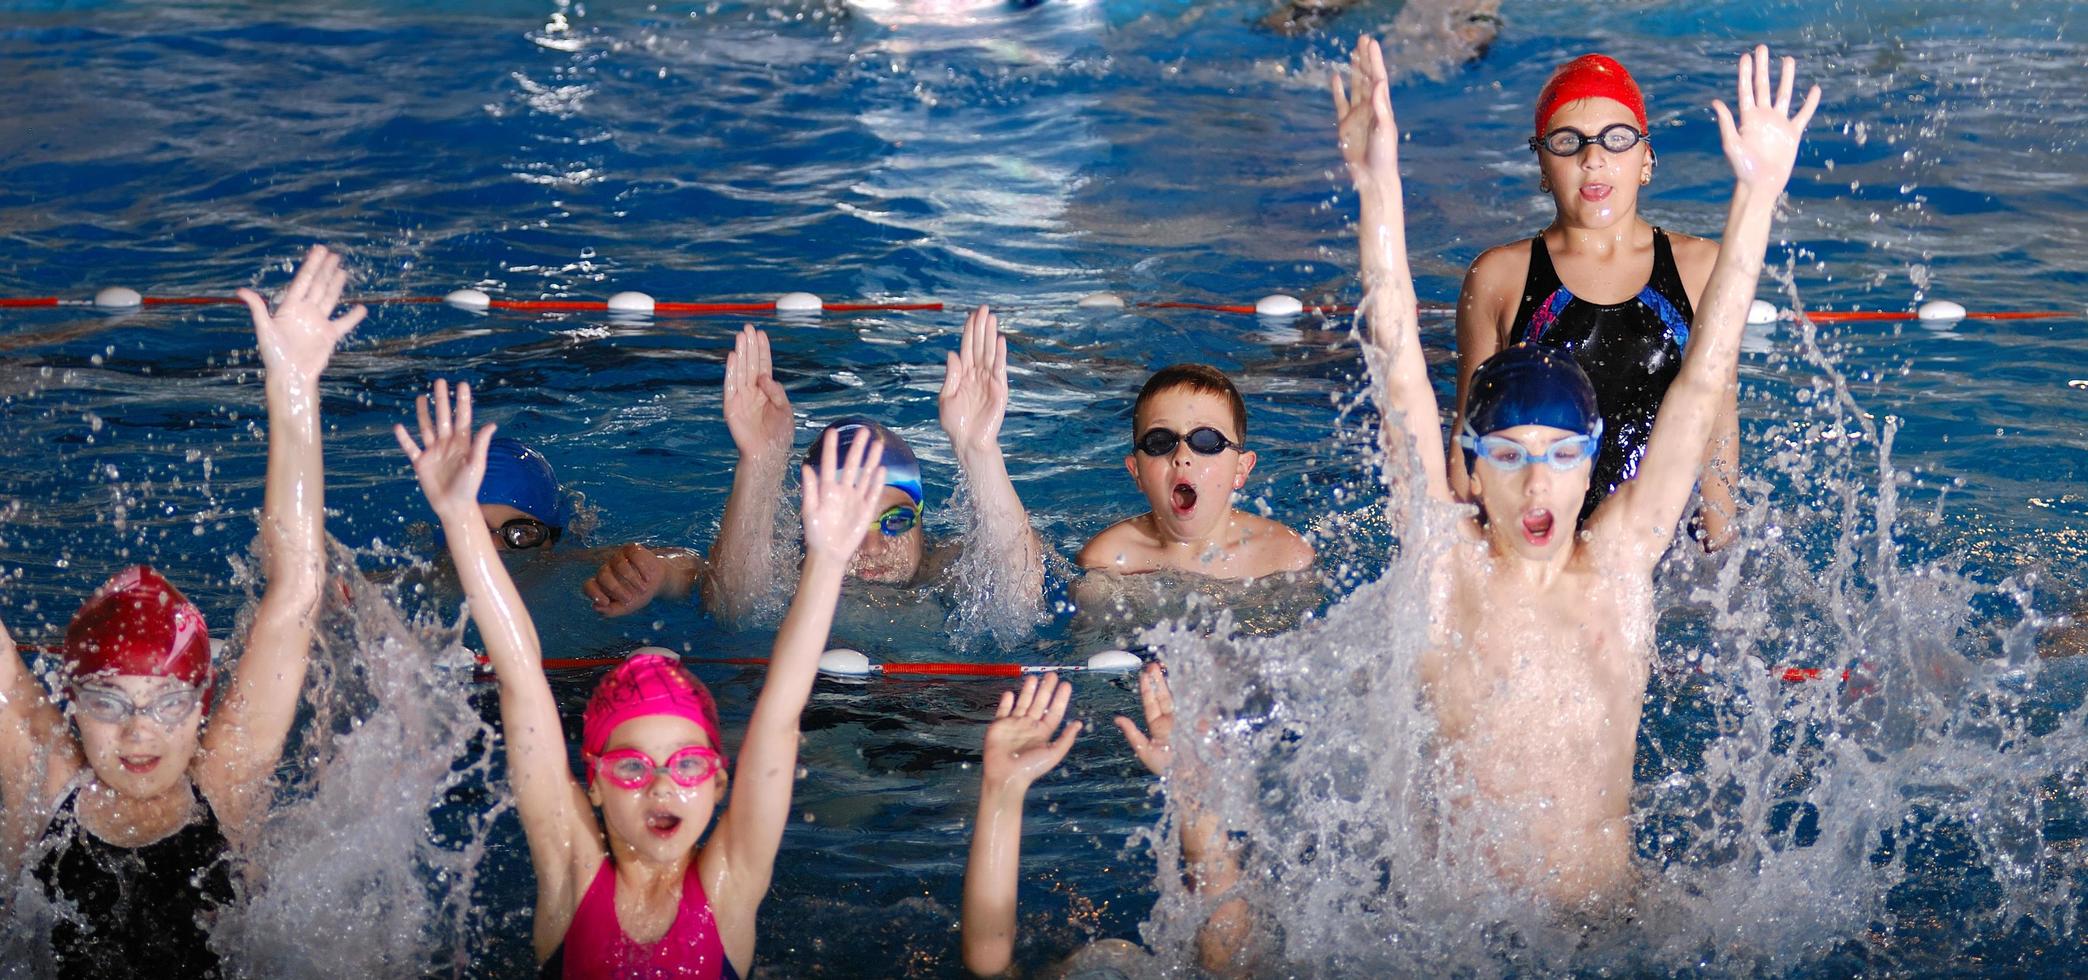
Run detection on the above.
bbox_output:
[0,0,2084,975]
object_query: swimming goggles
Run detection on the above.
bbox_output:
[71,683,203,727]
[495,517,561,550]
[877,502,921,537]
[1529,123,1649,157]
[588,745,724,790]
[1135,426,1242,457]
[1457,427,1601,471]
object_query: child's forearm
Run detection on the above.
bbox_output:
[961,782,1029,977]
[440,509,544,674]
[1354,180,1449,499]
[952,444,1045,606]
[258,371,327,617]
[1679,184,1778,389]
[740,551,848,766]
[706,451,790,620]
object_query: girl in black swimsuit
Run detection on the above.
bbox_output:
[1509,226,1696,521]
[0,246,361,979]
[1453,53,1739,541]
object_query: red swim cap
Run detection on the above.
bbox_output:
[581,651,725,772]
[1534,54,1647,135]
[64,566,214,704]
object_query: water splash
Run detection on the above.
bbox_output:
[211,544,497,978]
[1129,278,2088,973]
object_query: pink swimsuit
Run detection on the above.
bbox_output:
[546,859,740,980]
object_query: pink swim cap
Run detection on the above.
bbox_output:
[64,566,214,709]
[1535,54,1648,135]
[581,652,725,768]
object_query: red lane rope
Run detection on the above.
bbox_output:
[2,290,2069,321]
[878,662,1025,677]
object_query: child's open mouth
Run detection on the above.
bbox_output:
[1171,481,1197,516]
[1520,509,1555,546]
[119,755,161,775]
[646,811,683,838]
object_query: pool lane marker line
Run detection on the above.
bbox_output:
[813,648,1144,678]
[461,647,1145,680]
[10,641,1863,687]
[8,287,2073,323]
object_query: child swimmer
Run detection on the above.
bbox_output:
[1335,36,1817,903]
[586,306,1044,622]
[0,246,363,977]
[1077,365,1313,581]
[400,379,891,978]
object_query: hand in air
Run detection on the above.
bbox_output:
[799,427,887,567]
[1114,662,1176,778]
[1330,35,1401,198]
[239,244,366,382]
[393,379,495,524]
[585,542,668,617]
[981,673,1082,794]
[1712,45,1820,194]
[722,325,794,464]
[938,305,1010,458]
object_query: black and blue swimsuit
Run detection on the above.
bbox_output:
[1508,227,1695,522]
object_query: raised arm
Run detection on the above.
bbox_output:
[1335,36,1452,505]
[962,673,1082,977]
[1594,46,1817,567]
[704,427,884,908]
[396,381,602,923]
[705,326,798,622]
[0,618,77,863]
[196,245,364,837]
[1116,663,1250,975]
[939,306,1046,613]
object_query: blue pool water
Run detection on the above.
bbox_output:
[1,0,2085,975]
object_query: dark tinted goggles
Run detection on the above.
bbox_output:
[498,517,561,550]
[1135,426,1241,457]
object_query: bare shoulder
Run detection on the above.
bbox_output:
[1466,239,1534,290]
[1076,516,1161,573]
[1236,512,1314,574]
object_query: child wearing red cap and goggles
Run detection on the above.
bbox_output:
[0,245,363,978]
[399,377,890,980]
[1452,50,1746,548]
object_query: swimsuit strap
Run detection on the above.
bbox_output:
[1639,227,1694,347]
[1507,234,1566,343]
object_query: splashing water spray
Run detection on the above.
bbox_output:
[211,543,499,977]
[1127,270,2088,973]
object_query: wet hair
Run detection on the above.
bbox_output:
[1132,364,1248,443]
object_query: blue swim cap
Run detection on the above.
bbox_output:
[1461,345,1602,470]
[480,437,567,527]
[807,416,923,506]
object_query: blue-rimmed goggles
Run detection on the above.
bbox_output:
[1457,419,1603,472]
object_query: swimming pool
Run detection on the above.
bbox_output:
[1,0,2084,974]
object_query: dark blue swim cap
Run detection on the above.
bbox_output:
[480,437,567,527]
[1461,345,1602,470]
[806,416,923,505]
